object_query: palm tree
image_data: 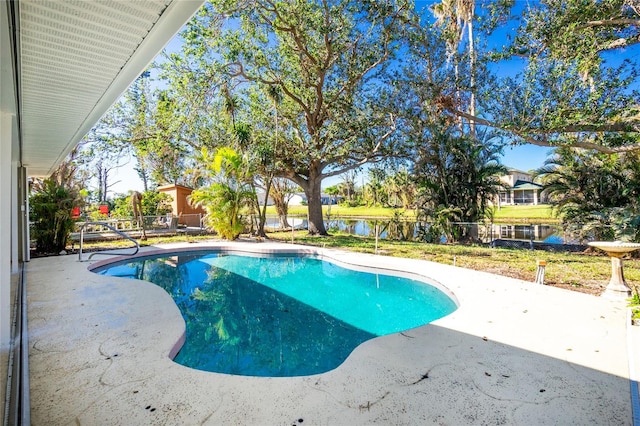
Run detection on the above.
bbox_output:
[431,0,476,136]
[432,0,462,132]
[431,0,461,58]
[534,147,639,241]
[536,148,627,217]
[190,147,255,240]
[365,168,387,207]
[414,128,507,242]
[324,185,340,216]
[383,169,416,209]
[394,169,416,210]
[458,0,476,135]
[255,85,284,237]
[222,85,239,132]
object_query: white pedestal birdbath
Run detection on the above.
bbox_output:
[588,241,640,299]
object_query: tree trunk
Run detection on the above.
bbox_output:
[256,178,272,238]
[96,163,105,203]
[101,170,109,203]
[270,179,291,229]
[302,174,327,235]
[278,213,289,229]
[272,194,290,228]
[454,62,463,133]
[467,6,476,137]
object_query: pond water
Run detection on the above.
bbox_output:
[265,216,562,243]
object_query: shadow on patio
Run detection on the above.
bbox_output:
[25,243,635,425]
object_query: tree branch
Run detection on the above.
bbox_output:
[598,34,640,51]
[320,113,397,177]
[226,61,313,119]
[449,109,640,153]
[326,17,397,107]
[578,18,640,29]
[260,0,319,67]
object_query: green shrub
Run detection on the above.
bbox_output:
[111,190,173,218]
[30,179,77,254]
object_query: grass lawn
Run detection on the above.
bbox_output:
[492,205,557,222]
[266,205,417,218]
[265,231,639,296]
[270,204,556,218]
[269,204,559,223]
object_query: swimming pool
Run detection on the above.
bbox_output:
[94,251,457,377]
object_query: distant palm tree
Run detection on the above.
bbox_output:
[384,169,415,209]
[414,128,506,242]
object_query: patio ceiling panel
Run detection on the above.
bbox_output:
[16,0,204,177]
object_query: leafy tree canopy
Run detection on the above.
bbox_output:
[169,0,415,235]
[443,0,640,153]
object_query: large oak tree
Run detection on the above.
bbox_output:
[181,0,413,235]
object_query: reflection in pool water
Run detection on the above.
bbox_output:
[95,253,456,377]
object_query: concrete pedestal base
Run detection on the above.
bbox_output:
[588,242,640,300]
[602,255,632,299]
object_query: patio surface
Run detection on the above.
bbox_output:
[27,241,638,425]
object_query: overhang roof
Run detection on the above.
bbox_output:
[4,0,204,176]
[512,180,543,190]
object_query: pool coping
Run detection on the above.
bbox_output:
[27,241,636,425]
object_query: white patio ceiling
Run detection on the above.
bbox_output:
[15,0,204,176]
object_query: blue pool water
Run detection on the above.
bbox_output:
[94,252,457,377]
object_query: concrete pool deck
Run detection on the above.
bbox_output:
[27,241,638,425]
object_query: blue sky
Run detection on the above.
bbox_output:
[110,135,550,194]
[502,144,550,172]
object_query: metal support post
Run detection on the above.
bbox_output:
[535,260,546,285]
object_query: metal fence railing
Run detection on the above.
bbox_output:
[77,221,139,261]
[263,215,612,249]
[54,212,619,250]
[68,213,204,241]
